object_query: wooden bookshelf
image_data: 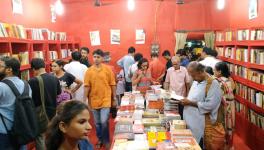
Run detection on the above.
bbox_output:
[216,28,264,149]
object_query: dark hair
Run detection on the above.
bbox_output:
[0,56,20,76]
[205,66,214,75]
[215,62,231,78]
[31,58,45,70]
[45,100,89,150]
[210,49,218,57]
[134,53,143,62]
[137,58,149,69]
[71,51,82,61]
[93,49,104,57]
[128,47,135,54]
[151,53,159,58]
[202,47,212,55]
[176,49,183,55]
[54,59,65,67]
[187,61,205,73]
[80,47,89,53]
[162,50,171,56]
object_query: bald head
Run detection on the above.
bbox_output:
[187,61,206,82]
[171,56,181,63]
[187,61,205,73]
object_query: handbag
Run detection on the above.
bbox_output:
[204,76,226,150]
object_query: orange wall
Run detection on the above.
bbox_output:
[0,0,60,30]
[57,0,176,65]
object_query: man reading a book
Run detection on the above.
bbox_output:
[164,56,191,119]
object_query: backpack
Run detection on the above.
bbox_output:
[0,79,39,147]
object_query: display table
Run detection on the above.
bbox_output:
[111,90,201,150]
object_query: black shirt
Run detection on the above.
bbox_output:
[58,72,76,88]
[80,58,91,68]
[163,59,173,82]
[28,73,61,120]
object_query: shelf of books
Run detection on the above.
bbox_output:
[216,28,264,149]
[0,22,80,80]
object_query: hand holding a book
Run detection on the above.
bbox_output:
[180,99,198,107]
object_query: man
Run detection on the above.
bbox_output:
[0,56,31,150]
[84,49,116,149]
[199,47,221,69]
[117,46,135,92]
[64,51,88,101]
[149,53,165,83]
[180,61,222,145]
[162,50,173,83]
[176,49,190,67]
[80,47,91,67]
[164,56,191,119]
[29,58,61,150]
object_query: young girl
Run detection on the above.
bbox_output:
[214,62,235,150]
[51,60,83,104]
[132,58,158,94]
[45,100,93,150]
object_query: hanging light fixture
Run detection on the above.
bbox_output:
[55,0,64,15]
[217,0,225,10]
[127,0,135,11]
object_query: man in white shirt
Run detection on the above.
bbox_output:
[64,51,88,101]
[199,47,221,69]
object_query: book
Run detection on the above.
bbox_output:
[216,32,224,42]
[20,70,30,81]
[236,48,248,62]
[142,118,161,126]
[216,47,224,57]
[250,49,264,65]
[170,120,187,130]
[33,51,44,59]
[0,52,10,57]
[224,47,235,59]
[49,51,58,60]
[237,29,249,41]
[19,52,29,65]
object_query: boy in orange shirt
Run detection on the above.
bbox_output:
[83,49,116,149]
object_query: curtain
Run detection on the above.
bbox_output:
[204,32,215,49]
[174,32,187,55]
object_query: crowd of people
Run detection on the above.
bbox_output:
[0,45,235,150]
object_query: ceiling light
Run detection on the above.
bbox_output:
[127,0,135,11]
[217,0,225,10]
[55,0,64,15]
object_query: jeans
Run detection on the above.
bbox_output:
[92,108,110,144]
[0,133,27,150]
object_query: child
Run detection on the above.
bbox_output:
[116,69,125,106]
[45,100,93,150]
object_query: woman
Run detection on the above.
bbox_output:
[214,61,235,150]
[51,60,83,104]
[46,100,93,150]
[132,58,157,94]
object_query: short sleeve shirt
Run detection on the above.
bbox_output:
[84,64,116,109]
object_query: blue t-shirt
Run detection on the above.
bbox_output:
[78,139,93,150]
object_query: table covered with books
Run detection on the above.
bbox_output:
[111,87,201,150]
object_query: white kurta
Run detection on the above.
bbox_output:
[64,61,88,101]
[183,79,222,143]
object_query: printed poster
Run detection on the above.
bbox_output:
[12,0,23,14]
[89,31,101,46]
[111,29,120,44]
[249,0,258,19]
[136,29,145,44]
